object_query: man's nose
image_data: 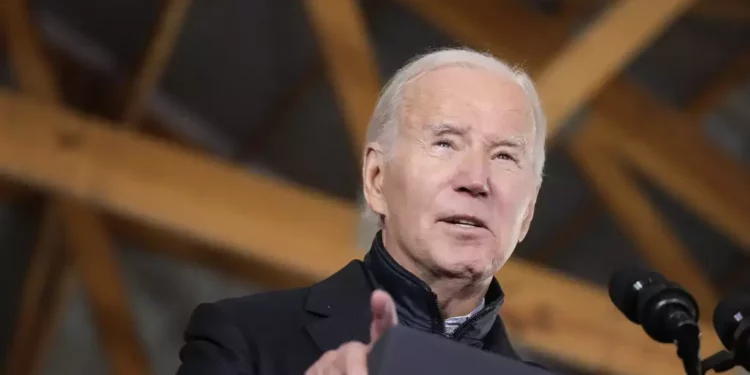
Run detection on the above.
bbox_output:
[454,153,490,197]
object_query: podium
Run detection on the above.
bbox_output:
[368,326,555,374]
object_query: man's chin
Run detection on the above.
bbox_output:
[430,257,494,280]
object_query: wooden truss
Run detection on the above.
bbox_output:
[1,0,749,374]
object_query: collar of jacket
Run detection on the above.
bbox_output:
[362,230,505,348]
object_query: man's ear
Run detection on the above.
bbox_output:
[517,185,540,243]
[362,143,387,217]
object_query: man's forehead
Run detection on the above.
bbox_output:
[403,68,531,114]
[405,65,523,94]
[403,96,534,135]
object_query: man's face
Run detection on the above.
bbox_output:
[364,65,540,281]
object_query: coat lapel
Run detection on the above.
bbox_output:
[305,261,374,352]
[482,317,521,359]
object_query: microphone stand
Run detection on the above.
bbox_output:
[700,351,736,374]
[671,312,702,375]
[699,319,748,373]
[676,325,701,375]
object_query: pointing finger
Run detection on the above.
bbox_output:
[370,289,398,343]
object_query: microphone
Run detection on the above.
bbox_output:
[608,267,700,343]
[713,294,750,371]
[608,267,702,375]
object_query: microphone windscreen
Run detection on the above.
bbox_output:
[713,294,750,351]
[608,267,665,324]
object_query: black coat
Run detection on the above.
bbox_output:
[176,260,521,374]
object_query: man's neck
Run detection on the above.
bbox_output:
[381,229,490,318]
[422,272,490,318]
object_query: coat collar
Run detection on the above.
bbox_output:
[304,260,373,352]
[303,233,514,356]
[364,231,505,347]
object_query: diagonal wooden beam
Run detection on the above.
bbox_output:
[0,90,724,375]
[4,203,70,375]
[2,2,150,374]
[568,0,750,21]
[595,80,750,251]
[396,0,568,72]
[0,89,358,280]
[120,0,194,128]
[569,115,718,317]
[532,0,697,135]
[303,0,381,153]
[496,260,720,374]
[399,0,698,137]
[1,0,60,102]
[112,210,712,375]
[2,2,71,374]
[396,0,750,251]
[61,200,150,375]
[109,213,317,290]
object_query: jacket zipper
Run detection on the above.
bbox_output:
[431,297,449,336]
[449,305,495,339]
[432,296,496,339]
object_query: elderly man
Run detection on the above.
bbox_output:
[176,47,545,374]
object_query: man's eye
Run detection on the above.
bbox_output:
[494,152,516,161]
[435,140,453,148]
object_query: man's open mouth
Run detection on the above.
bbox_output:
[441,215,487,229]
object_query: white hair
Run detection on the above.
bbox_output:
[361,47,547,224]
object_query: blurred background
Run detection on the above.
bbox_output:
[0,0,749,374]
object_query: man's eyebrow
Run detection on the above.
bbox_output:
[488,135,527,150]
[428,123,468,136]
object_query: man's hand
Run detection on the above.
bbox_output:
[304,290,398,374]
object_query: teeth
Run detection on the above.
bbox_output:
[451,219,478,226]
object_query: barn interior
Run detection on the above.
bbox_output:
[0,0,749,374]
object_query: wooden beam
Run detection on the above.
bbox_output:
[0,90,358,280]
[2,2,150,374]
[61,200,149,375]
[569,115,718,318]
[138,112,207,153]
[398,0,697,137]
[1,0,60,102]
[0,91,724,375]
[533,0,697,136]
[303,0,381,153]
[567,0,750,21]
[396,0,568,72]
[109,214,316,290]
[595,80,750,251]
[121,0,194,128]
[4,204,70,375]
[113,214,716,375]
[497,260,721,374]
[2,2,72,374]
[396,0,750,251]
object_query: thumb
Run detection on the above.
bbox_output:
[369,289,398,344]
